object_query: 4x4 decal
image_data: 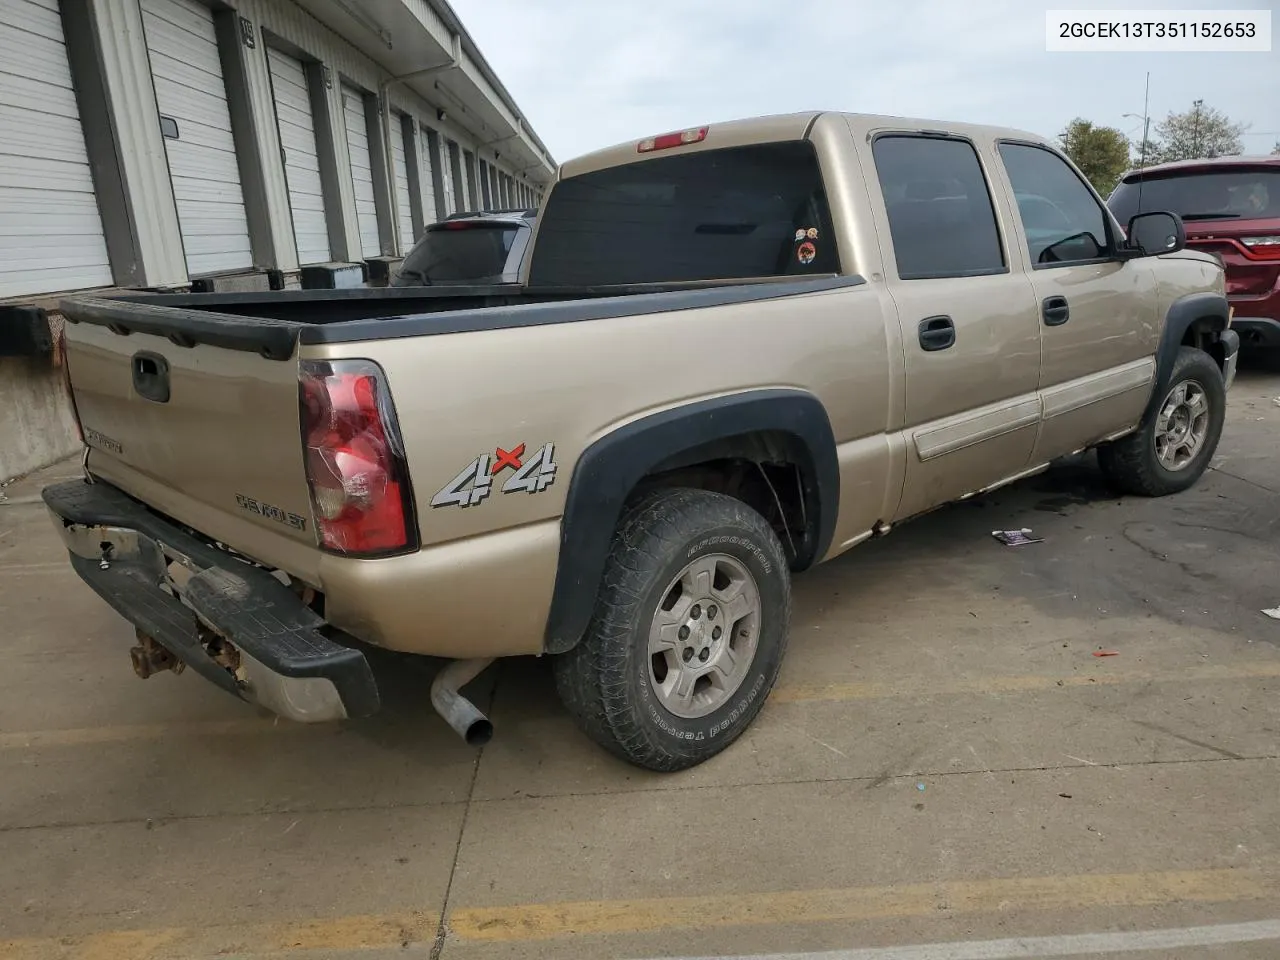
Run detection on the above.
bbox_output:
[430,442,558,509]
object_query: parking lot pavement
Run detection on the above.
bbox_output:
[2,363,1278,960]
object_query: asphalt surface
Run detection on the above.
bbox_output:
[2,362,1278,960]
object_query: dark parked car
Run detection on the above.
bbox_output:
[1109,157,1280,364]
[392,209,536,286]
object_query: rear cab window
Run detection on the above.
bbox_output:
[396,222,521,285]
[527,141,838,286]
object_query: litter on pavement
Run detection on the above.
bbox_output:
[991,528,1044,546]
[1262,607,1280,620]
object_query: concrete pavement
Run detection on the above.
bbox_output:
[1,363,1278,960]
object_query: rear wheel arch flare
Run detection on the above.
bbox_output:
[543,390,839,654]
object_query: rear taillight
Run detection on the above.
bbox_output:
[1240,236,1280,260]
[299,359,417,556]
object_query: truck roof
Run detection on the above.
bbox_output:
[558,111,1055,179]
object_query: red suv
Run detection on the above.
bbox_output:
[1109,157,1280,364]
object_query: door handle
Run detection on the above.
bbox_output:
[131,351,170,403]
[1042,296,1070,326]
[918,315,955,352]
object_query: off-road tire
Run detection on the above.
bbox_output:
[1098,346,1225,497]
[553,488,791,771]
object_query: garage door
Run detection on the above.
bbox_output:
[0,0,112,299]
[265,46,329,265]
[418,127,439,226]
[478,159,492,209]
[341,84,380,258]
[391,117,415,250]
[141,0,252,276]
[439,139,458,216]
[463,150,478,210]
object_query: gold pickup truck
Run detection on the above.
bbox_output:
[45,111,1237,771]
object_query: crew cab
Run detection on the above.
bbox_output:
[45,112,1237,771]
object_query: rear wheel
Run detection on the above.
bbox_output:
[1098,346,1225,497]
[553,488,791,771]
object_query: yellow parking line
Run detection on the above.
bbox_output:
[0,868,1270,955]
[0,913,437,960]
[263,913,437,952]
[449,866,1272,943]
[5,663,1279,751]
[771,661,1280,703]
[0,930,181,960]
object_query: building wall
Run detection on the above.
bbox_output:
[0,354,80,481]
[0,0,550,480]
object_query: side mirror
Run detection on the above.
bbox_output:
[1125,211,1186,257]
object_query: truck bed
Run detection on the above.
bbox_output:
[61,276,858,360]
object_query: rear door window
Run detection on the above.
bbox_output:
[527,141,837,286]
[395,223,520,285]
[871,135,1006,280]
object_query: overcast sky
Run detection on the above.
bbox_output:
[450,0,1279,163]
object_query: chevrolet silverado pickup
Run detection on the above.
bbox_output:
[46,112,1238,771]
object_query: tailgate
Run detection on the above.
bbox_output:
[60,300,316,571]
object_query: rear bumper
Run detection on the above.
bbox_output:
[42,479,379,722]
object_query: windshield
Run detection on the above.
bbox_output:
[1109,169,1280,223]
[527,141,837,286]
[394,223,521,285]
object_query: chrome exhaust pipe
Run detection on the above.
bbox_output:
[430,657,494,746]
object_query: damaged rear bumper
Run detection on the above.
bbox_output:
[42,479,379,722]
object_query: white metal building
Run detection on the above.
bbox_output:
[0,0,555,479]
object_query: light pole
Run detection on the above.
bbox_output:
[1123,72,1153,174]
[1123,112,1151,161]
[1123,73,1153,212]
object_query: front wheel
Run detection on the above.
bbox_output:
[1098,346,1226,497]
[553,488,791,771]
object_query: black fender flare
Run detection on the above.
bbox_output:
[543,389,840,654]
[1142,291,1235,425]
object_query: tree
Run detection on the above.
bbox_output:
[1059,118,1131,196]
[1145,101,1247,163]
